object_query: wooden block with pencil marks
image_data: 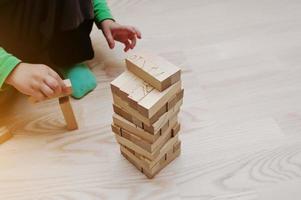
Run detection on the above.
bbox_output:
[111,71,182,119]
[126,51,181,91]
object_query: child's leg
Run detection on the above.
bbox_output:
[58,63,97,99]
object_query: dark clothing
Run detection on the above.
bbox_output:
[0,0,95,67]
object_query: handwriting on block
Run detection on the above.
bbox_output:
[126,52,181,91]
[111,71,154,108]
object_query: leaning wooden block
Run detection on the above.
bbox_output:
[0,127,13,144]
[29,79,72,103]
[59,96,78,130]
[126,52,181,91]
[114,123,180,160]
[113,116,178,153]
[121,141,181,179]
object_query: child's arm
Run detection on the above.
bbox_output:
[0,47,21,88]
[93,0,142,52]
[0,47,66,101]
[93,0,114,23]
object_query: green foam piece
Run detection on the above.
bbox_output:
[59,63,97,99]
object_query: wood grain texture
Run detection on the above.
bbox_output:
[1,0,301,199]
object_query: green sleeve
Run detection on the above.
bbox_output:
[93,0,114,23]
[0,47,21,89]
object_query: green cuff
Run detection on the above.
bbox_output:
[0,54,21,89]
[93,0,114,25]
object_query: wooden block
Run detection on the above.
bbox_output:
[113,116,178,153]
[143,102,181,134]
[167,89,184,110]
[112,93,183,127]
[126,52,181,91]
[59,96,78,130]
[110,71,153,109]
[121,142,181,179]
[111,71,182,119]
[29,79,72,103]
[137,81,182,118]
[173,140,181,153]
[0,127,13,144]
[124,135,181,170]
[113,104,143,128]
[113,89,183,134]
[115,122,180,160]
[112,114,159,143]
[113,102,176,136]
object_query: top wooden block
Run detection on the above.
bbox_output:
[126,52,181,91]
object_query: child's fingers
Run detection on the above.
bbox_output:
[44,76,62,95]
[132,37,136,49]
[123,40,131,52]
[129,34,137,49]
[47,68,65,92]
[133,27,142,39]
[124,26,142,39]
[40,83,55,98]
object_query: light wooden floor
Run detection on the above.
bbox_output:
[1,0,301,199]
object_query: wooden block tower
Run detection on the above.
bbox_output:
[110,52,184,178]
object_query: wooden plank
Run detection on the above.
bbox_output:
[59,96,78,130]
[0,127,13,144]
[137,81,182,118]
[126,52,181,91]
[114,122,180,160]
[29,79,72,103]
[113,116,178,153]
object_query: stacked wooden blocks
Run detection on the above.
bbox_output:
[110,52,184,178]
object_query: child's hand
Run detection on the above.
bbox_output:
[101,20,142,52]
[5,63,66,101]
